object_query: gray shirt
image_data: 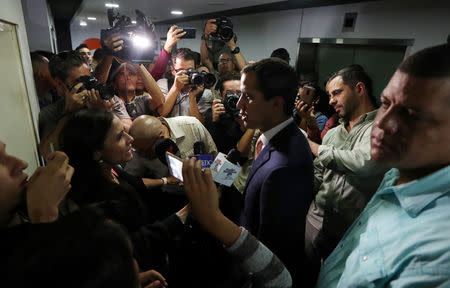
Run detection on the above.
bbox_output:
[156,78,214,117]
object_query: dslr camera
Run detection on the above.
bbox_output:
[210,16,234,42]
[185,69,216,88]
[100,9,156,60]
[221,91,240,117]
[73,75,115,101]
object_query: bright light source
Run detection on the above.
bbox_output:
[171,10,183,15]
[87,17,97,21]
[105,3,119,8]
[132,35,151,49]
[131,20,137,24]
[80,21,87,26]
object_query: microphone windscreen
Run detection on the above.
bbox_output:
[155,138,180,165]
[226,148,241,164]
[193,141,206,155]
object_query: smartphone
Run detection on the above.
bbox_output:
[176,27,196,39]
[166,152,184,182]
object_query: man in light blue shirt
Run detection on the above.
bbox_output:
[317,43,450,287]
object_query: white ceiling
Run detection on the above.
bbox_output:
[74,0,284,24]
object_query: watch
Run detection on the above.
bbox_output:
[161,177,168,185]
[231,46,240,54]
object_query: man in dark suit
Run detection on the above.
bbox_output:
[237,58,314,286]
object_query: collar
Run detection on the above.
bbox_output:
[260,118,293,148]
[161,117,185,142]
[338,109,378,126]
[378,166,450,217]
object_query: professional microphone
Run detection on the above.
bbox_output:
[155,138,180,165]
[191,141,213,168]
[210,148,242,187]
[193,141,206,155]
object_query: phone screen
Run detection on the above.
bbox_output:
[166,152,183,182]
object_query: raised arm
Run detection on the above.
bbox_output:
[182,158,292,288]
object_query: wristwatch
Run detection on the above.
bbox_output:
[161,177,168,185]
[231,46,240,54]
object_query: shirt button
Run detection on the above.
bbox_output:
[362,256,368,261]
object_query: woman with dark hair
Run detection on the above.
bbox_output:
[294,82,334,143]
[60,108,187,273]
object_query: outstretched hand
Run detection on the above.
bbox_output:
[26,151,74,223]
[181,158,220,227]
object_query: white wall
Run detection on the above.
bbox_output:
[0,0,41,173]
[300,0,450,55]
[21,0,55,52]
[70,0,450,63]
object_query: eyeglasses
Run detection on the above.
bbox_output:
[219,58,233,64]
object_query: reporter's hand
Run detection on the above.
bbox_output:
[26,151,74,223]
[103,34,124,53]
[139,269,168,288]
[64,82,88,112]
[204,19,217,37]
[212,99,225,122]
[164,25,186,53]
[86,88,114,110]
[174,70,189,91]
[181,158,220,227]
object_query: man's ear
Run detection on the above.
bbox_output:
[54,77,68,93]
[355,82,366,98]
[272,95,286,112]
[93,150,102,161]
[171,65,176,76]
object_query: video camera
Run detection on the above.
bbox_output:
[73,75,115,101]
[221,91,240,118]
[185,69,216,88]
[100,9,157,60]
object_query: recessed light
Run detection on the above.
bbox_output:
[171,10,183,15]
[87,17,97,21]
[131,20,137,24]
[105,3,119,8]
[80,21,87,26]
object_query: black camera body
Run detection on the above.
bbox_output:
[100,9,156,60]
[185,69,216,88]
[221,91,240,117]
[74,75,115,101]
[211,16,234,43]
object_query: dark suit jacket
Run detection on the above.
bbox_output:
[240,121,314,286]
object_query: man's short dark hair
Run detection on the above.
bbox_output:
[398,43,450,78]
[75,44,89,51]
[242,58,298,116]
[327,64,378,107]
[218,72,241,94]
[171,48,196,66]
[49,51,86,82]
[270,48,290,63]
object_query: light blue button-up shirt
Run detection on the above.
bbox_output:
[317,165,450,288]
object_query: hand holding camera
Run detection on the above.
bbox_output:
[212,99,226,122]
[64,82,88,112]
[102,34,124,54]
[174,69,190,91]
